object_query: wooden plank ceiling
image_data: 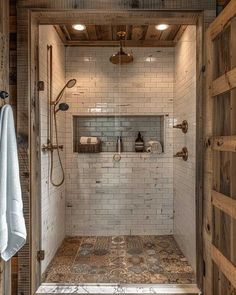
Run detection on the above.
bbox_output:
[55,24,187,47]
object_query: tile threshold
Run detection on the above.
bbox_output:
[36,283,201,294]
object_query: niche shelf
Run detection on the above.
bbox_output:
[73,115,166,153]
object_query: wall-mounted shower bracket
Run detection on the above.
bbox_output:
[173,120,188,133]
[42,143,63,152]
[38,81,45,91]
[174,147,188,161]
[37,250,45,261]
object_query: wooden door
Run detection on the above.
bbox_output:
[204,1,236,294]
[0,0,9,294]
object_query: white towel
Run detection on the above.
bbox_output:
[0,105,27,261]
[80,137,98,144]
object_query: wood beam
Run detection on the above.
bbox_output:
[212,190,236,219]
[65,40,176,47]
[62,25,71,40]
[208,0,236,40]
[33,11,199,26]
[86,25,97,41]
[167,25,181,40]
[53,25,67,43]
[96,25,112,40]
[212,245,236,289]
[159,25,172,41]
[211,136,236,152]
[145,25,162,40]
[212,67,236,96]
[217,0,230,6]
[174,25,187,41]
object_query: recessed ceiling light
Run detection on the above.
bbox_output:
[72,24,86,31]
[155,24,169,31]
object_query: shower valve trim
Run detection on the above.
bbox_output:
[42,143,63,152]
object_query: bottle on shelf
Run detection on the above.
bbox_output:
[116,136,123,153]
[135,132,144,152]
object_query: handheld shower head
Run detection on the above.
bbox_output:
[66,79,76,88]
[52,79,77,106]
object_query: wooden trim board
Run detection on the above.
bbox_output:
[211,67,236,96]
[208,0,236,39]
[212,245,236,289]
[32,10,200,26]
[212,190,236,219]
[211,135,236,152]
[65,40,176,47]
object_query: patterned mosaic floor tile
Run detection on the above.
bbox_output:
[43,235,195,284]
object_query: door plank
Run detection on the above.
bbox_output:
[229,16,236,270]
[211,136,236,152]
[212,67,236,96]
[208,0,236,40]
[203,28,214,295]
[212,190,236,219]
[212,245,236,289]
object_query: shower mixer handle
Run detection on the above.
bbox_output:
[42,143,64,152]
[173,147,188,161]
[173,120,188,133]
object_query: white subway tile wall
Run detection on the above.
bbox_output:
[39,25,66,274]
[65,47,174,236]
[173,26,196,271]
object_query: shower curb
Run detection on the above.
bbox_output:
[36,283,201,295]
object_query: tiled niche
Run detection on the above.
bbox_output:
[73,115,166,153]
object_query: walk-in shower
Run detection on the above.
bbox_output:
[38,22,198,291]
[41,45,76,186]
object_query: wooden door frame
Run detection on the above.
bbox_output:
[18,8,206,294]
[203,1,236,294]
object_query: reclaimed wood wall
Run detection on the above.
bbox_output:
[0,0,9,291]
[204,1,236,294]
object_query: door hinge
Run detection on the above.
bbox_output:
[38,81,45,91]
[37,250,45,261]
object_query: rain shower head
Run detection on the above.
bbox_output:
[110,31,133,65]
[110,50,133,65]
[52,79,77,106]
